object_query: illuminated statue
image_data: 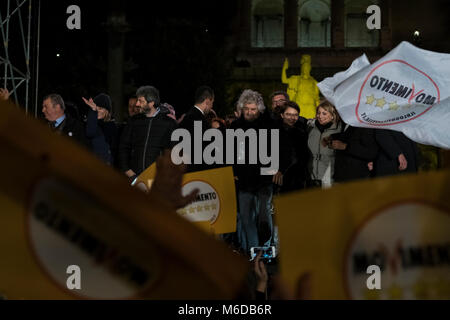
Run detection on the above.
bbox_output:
[282,54,320,119]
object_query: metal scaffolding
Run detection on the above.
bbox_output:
[0,0,39,115]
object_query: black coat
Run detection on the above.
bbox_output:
[278,121,309,192]
[332,126,378,183]
[178,106,212,172]
[118,106,177,176]
[374,129,418,177]
[53,114,89,148]
[230,112,277,192]
[86,109,118,165]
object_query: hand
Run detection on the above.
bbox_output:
[149,150,199,210]
[234,109,241,118]
[0,88,10,101]
[254,251,268,293]
[322,136,331,147]
[398,153,408,171]
[82,97,97,111]
[330,140,347,150]
[125,169,136,178]
[367,162,373,171]
[272,171,283,186]
[283,58,289,69]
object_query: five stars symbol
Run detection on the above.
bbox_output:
[388,101,400,111]
[366,94,376,105]
[375,97,387,108]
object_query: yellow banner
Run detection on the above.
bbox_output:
[135,164,237,235]
[0,100,248,299]
[274,170,450,300]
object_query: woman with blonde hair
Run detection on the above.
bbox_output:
[306,99,342,188]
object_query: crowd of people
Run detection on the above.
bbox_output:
[0,85,420,299]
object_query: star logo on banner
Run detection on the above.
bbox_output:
[388,101,400,111]
[204,204,211,211]
[366,94,376,105]
[189,206,196,214]
[375,97,387,108]
[388,283,403,300]
[178,208,187,215]
[196,205,203,212]
[402,104,413,110]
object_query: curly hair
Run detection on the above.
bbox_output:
[236,89,265,113]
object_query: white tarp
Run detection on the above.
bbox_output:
[318,41,450,149]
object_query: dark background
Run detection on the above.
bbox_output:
[38,0,239,121]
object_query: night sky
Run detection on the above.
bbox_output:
[38,0,239,120]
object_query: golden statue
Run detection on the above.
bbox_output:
[282,55,320,119]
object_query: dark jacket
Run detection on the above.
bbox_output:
[332,126,378,183]
[53,114,89,148]
[278,120,309,192]
[178,106,212,172]
[86,109,118,165]
[374,129,418,177]
[118,106,177,176]
[230,111,277,192]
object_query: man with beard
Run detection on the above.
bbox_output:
[118,85,177,181]
[230,89,277,255]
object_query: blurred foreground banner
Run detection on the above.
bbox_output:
[135,164,237,234]
[274,170,450,299]
[0,100,248,299]
[318,41,450,149]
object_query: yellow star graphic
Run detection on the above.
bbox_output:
[388,283,403,300]
[188,206,196,214]
[196,205,203,212]
[211,204,217,210]
[413,279,430,300]
[363,288,381,300]
[375,97,386,108]
[178,208,187,215]
[388,101,400,111]
[366,94,376,105]
[204,204,211,211]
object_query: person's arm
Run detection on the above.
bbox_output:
[281,58,289,84]
[254,252,268,299]
[375,129,403,160]
[334,128,378,161]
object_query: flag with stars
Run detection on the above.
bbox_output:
[318,41,450,149]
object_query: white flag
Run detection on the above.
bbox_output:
[318,41,450,149]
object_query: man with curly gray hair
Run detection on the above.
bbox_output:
[230,89,277,255]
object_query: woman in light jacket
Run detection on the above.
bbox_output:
[307,100,342,188]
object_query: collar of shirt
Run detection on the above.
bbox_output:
[54,114,66,127]
[194,105,204,115]
[148,107,160,118]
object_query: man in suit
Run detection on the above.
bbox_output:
[178,85,215,172]
[42,93,88,147]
